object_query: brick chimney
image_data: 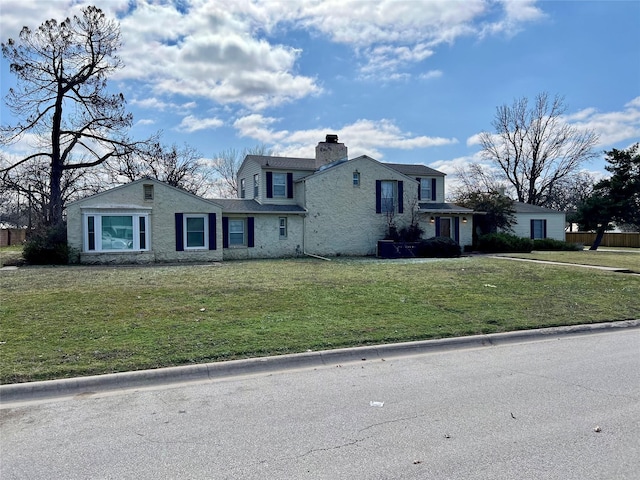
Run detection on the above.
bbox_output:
[315,134,347,169]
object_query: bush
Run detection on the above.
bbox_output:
[22,224,71,265]
[477,233,533,253]
[417,236,462,258]
[533,238,582,251]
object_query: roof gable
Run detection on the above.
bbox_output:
[68,178,223,208]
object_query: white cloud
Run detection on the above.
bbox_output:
[177,115,224,133]
[233,115,457,159]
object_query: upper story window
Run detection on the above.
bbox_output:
[253,174,259,197]
[353,171,360,187]
[376,180,403,214]
[420,178,432,201]
[272,173,286,197]
[240,178,246,199]
[380,181,395,213]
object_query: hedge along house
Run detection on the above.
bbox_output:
[67,135,474,263]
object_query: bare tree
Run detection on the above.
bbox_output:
[106,141,214,196]
[211,144,272,198]
[450,162,508,200]
[0,6,145,229]
[478,92,598,206]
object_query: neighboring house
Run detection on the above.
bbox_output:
[506,202,567,241]
[67,135,474,263]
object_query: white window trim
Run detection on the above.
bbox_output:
[279,217,287,238]
[83,211,150,253]
[420,178,432,201]
[228,218,246,247]
[381,180,397,214]
[184,214,209,250]
[272,173,287,198]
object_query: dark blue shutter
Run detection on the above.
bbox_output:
[287,173,293,199]
[454,217,460,243]
[435,217,441,237]
[208,213,216,250]
[543,220,547,239]
[222,217,229,248]
[247,217,255,247]
[175,213,184,251]
[431,178,437,201]
[375,180,382,213]
[530,219,535,239]
[416,178,421,200]
[398,181,404,213]
[266,172,273,198]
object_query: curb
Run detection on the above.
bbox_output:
[1,320,639,405]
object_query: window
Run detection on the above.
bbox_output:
[272,173,286,197]
[254,174,259,198]
[353,171,360,187]
[279,217,287,238]
[531,219,547,239]
[143,184,154,201]
[229,219,245,246]
[185,215,207,249]
[420,179,431,201]
[240,178,246,199]
[380,181,395,213]
[84,213,149,252]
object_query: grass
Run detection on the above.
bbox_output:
[1,256,638,384]
[497,249,640,271]
[0,246,23,268]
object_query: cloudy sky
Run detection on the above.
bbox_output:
[1,0,639,189]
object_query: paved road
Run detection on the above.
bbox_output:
[2,328,639,479]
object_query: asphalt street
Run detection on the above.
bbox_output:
[1,327,639,479]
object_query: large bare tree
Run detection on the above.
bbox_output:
[106,141,214,196]
[478,92,598,206]
[211,145,272,198]
[1,6,142,228]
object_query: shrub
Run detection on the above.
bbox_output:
[22,224,71,265]
[533,238,582,251]
[417,236,462,258]
[477,233,533,253]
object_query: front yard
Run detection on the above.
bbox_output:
[1,254,638,383]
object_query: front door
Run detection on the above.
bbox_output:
[440,217,451,238]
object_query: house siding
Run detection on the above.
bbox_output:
[222,214,304,260]
[67,180,223,264]
[303,157,417,256]
[237,160,263,201]
[509,212,566,241]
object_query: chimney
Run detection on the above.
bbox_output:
[315,134,347,169]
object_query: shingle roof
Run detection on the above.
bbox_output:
[244,155,316,171]
[418,202,474,214]
[512,202,564,214]
[384,163,445,177]
[212,199,306,214]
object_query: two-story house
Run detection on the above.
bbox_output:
[66,135,475,263]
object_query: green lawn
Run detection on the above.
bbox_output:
[497,249,640,270]
[1,256,638,384]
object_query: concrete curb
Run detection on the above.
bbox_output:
[2,320,639,405]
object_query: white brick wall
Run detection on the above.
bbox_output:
[67,179,223,264]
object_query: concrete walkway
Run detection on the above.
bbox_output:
[488,255,640,274]
[1,320,638,406]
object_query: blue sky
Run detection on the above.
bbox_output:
[1,0,639,194]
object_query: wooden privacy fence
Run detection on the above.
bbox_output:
[566,232,640,248]
[0,228,27,247]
